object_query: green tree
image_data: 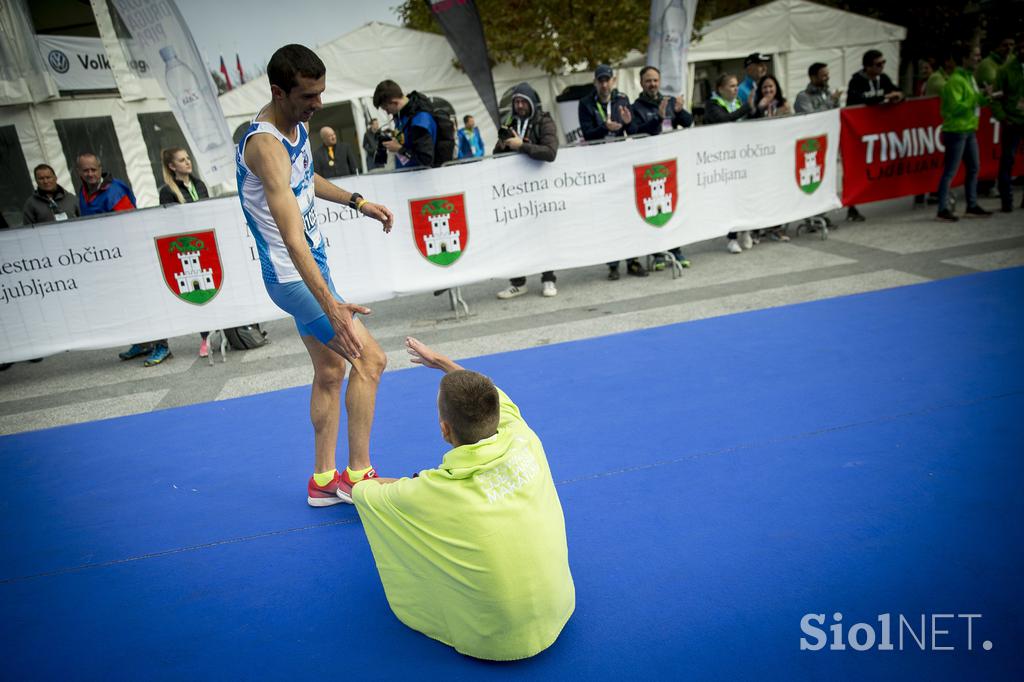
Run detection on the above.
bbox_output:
[397,0,650,74]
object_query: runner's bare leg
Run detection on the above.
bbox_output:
[301,335,347,474]
[301,317,386,472]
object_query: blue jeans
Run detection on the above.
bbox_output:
[998,123,1023,206]
[936,131,979,212]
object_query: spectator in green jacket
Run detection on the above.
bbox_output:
[925,50,957,97]
[977,33,1015,89]
[993,35,1024,212]
[935,43,995,222]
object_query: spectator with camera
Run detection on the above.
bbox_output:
[494,82,560,299]
[372,80,438,169]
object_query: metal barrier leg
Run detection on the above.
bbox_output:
[664,252,684,279]
[447,287,469,320]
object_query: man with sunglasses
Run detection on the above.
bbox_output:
[845,49,904,222]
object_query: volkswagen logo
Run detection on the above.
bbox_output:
[47,50,70,74]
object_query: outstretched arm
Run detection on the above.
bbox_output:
[312,173,394,232]
[405,336,464,373]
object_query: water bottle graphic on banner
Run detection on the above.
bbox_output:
[160,46,221,152]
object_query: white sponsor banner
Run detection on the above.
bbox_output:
[647,0,699,98]
[35,35,151,91]
[0,111,840,362]
[109,0,235,187]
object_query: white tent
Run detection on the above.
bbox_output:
[219,22,603,171]
[685,0,907,103]
[2,21,600,220]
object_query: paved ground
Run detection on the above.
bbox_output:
[2,194,1022,436]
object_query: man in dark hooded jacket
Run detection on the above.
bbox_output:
[373,80,437,169]
[493,82,558,162]
[493,83,560,299]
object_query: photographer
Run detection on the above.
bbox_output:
[493,83,558,162]
[372,79,436,169]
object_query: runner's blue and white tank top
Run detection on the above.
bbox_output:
[236,113,325,284]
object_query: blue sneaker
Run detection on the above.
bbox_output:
[143,344,172,367]
[119,343,151,361]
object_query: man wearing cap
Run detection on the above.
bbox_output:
[738,53,770,105]
[578,64,647,280]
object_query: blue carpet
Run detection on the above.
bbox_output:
[1,267,1022,680]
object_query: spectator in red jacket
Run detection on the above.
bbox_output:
[76,153,136,216]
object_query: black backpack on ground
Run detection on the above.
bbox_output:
[224,324,268,350]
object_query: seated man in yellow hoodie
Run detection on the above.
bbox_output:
[352,337,575,661]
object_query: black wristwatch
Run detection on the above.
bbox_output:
[348,193,364,210]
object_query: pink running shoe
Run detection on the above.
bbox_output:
[307,471,348,507]
[336,467,377,504]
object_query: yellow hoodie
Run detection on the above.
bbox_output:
[353,388,575,660]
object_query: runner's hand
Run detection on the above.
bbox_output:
[329,302,371,359]
[360,202,394,233]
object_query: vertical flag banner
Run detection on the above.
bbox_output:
[646,0,699,98]
[236,53,246,85]
[426,0,501,129]
[109,0,236,188]
[219,55,233,90]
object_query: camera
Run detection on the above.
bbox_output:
[377,130,395,154]
[497,126,515,141]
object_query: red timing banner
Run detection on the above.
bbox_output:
[840,97,1024,205]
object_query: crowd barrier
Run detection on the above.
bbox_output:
[841,98,1024,205]
[12,102,990,362]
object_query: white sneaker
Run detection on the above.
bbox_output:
[727,239,742,254]
[497,285,527,300]
[739,231,753,250]
[542,281,557,297]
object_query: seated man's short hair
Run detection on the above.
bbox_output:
[439,370,500,445]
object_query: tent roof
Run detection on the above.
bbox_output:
[218,21,550,118]
[688,0,906,61]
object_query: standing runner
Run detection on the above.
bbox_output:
[236,44,395,506]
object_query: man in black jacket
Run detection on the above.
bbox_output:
[632,65,693,135]
[494,82,561,299]
[631,65,694,270]
[22,164,79,224]
[845,49,904,222]
[313,126,358,178]
[373,80,436,169]
[578,64,647,280]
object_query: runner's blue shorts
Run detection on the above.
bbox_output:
[264,272,344,345]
